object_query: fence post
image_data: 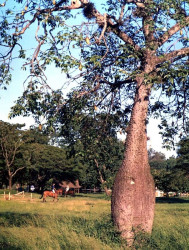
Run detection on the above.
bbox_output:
[4,191,5,199]
[8,192,11,200]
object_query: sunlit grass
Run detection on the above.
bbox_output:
[0,193,122,250]
[0,192,189,249]
[151,203,189,250]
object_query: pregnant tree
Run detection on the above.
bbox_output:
[1,0,189,245]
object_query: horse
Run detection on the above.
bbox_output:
[40,190,59,202]
[56,189,63,195]
[63,189,75,197]
[56,188,75,197]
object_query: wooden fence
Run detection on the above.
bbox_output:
[1,191,34,201]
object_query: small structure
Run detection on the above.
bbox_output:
[155,187,164,197]
[60,180,81,193]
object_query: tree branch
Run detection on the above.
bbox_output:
[156,47,189,65]
[12,166,25,178]
[74,80,101,98]
[99,76,134,88]
[12,2,81,37]
[158,16,189,47]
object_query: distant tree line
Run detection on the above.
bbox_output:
[0,121,80,191]
[0,120,188,194]
[149,143,189,194]
[0,117,124,194]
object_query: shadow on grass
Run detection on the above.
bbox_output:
[0,211,122,247]
[0,212,44,227]
[0,241,21,250]
[156,197,189,203]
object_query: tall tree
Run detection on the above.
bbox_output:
[25,142,80,191]
[176,137,189,174]
[0,121,32,189]
[1,0,189,245]
[59,110,125,195]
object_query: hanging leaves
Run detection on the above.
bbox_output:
[85,36,90,45]
[79,63,82,71]
[39,124,42,131]
[94,105,98,111]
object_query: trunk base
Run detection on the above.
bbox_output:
[111,163,155,246]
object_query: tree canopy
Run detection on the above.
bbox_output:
[58,110,125,193]
[0,121,33,189]
[0,1,187,142]
[0,121,80,190]
[149,144,189,193]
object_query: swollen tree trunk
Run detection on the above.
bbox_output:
[111,77,155,245]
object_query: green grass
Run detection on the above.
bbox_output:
[134,198,189,250]
[0,192,189,250]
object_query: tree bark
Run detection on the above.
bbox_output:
[8,175,12,190]
[111,77,155,245]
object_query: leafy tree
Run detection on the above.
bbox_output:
[149,149,168,192]
[1,0,189,244]
[24,142,80,191]
[0,121,32,190]
[59,110,125,195]
[149,148,188,193]
[148,148,166,162]
[149,148,166,169]
[167,169,189,193]
[176,137,189,174]
[0,156,7,188]
[167,137,189,193]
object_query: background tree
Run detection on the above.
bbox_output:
[0,121,32,190]
[58,106,125,195]
[26,142,80,191]
[176,137,189,174]
[0,155,7,188]
[1,0,189,245]
[149,147,189,194]
[149,149,168,191]
[170,137,189,193]
[0,123,81,190]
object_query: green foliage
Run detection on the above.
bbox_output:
[149,147,189,193]
[177,137,189,174]
[25,142,80,190]
[1,0,188,150]
[0,121,33,189]
[1,0,186,149]
[0,121,81,189]
[57,108,125,189]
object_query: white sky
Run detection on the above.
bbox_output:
[147,119,177,158]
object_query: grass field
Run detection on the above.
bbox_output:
[0,191,188,250]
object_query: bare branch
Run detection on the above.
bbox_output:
[118,2,126,24]
[96,13,107,44]
[158,16,189,47]
[157,47,189,65]
[74,80,101,99]
[12,167,25,178]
